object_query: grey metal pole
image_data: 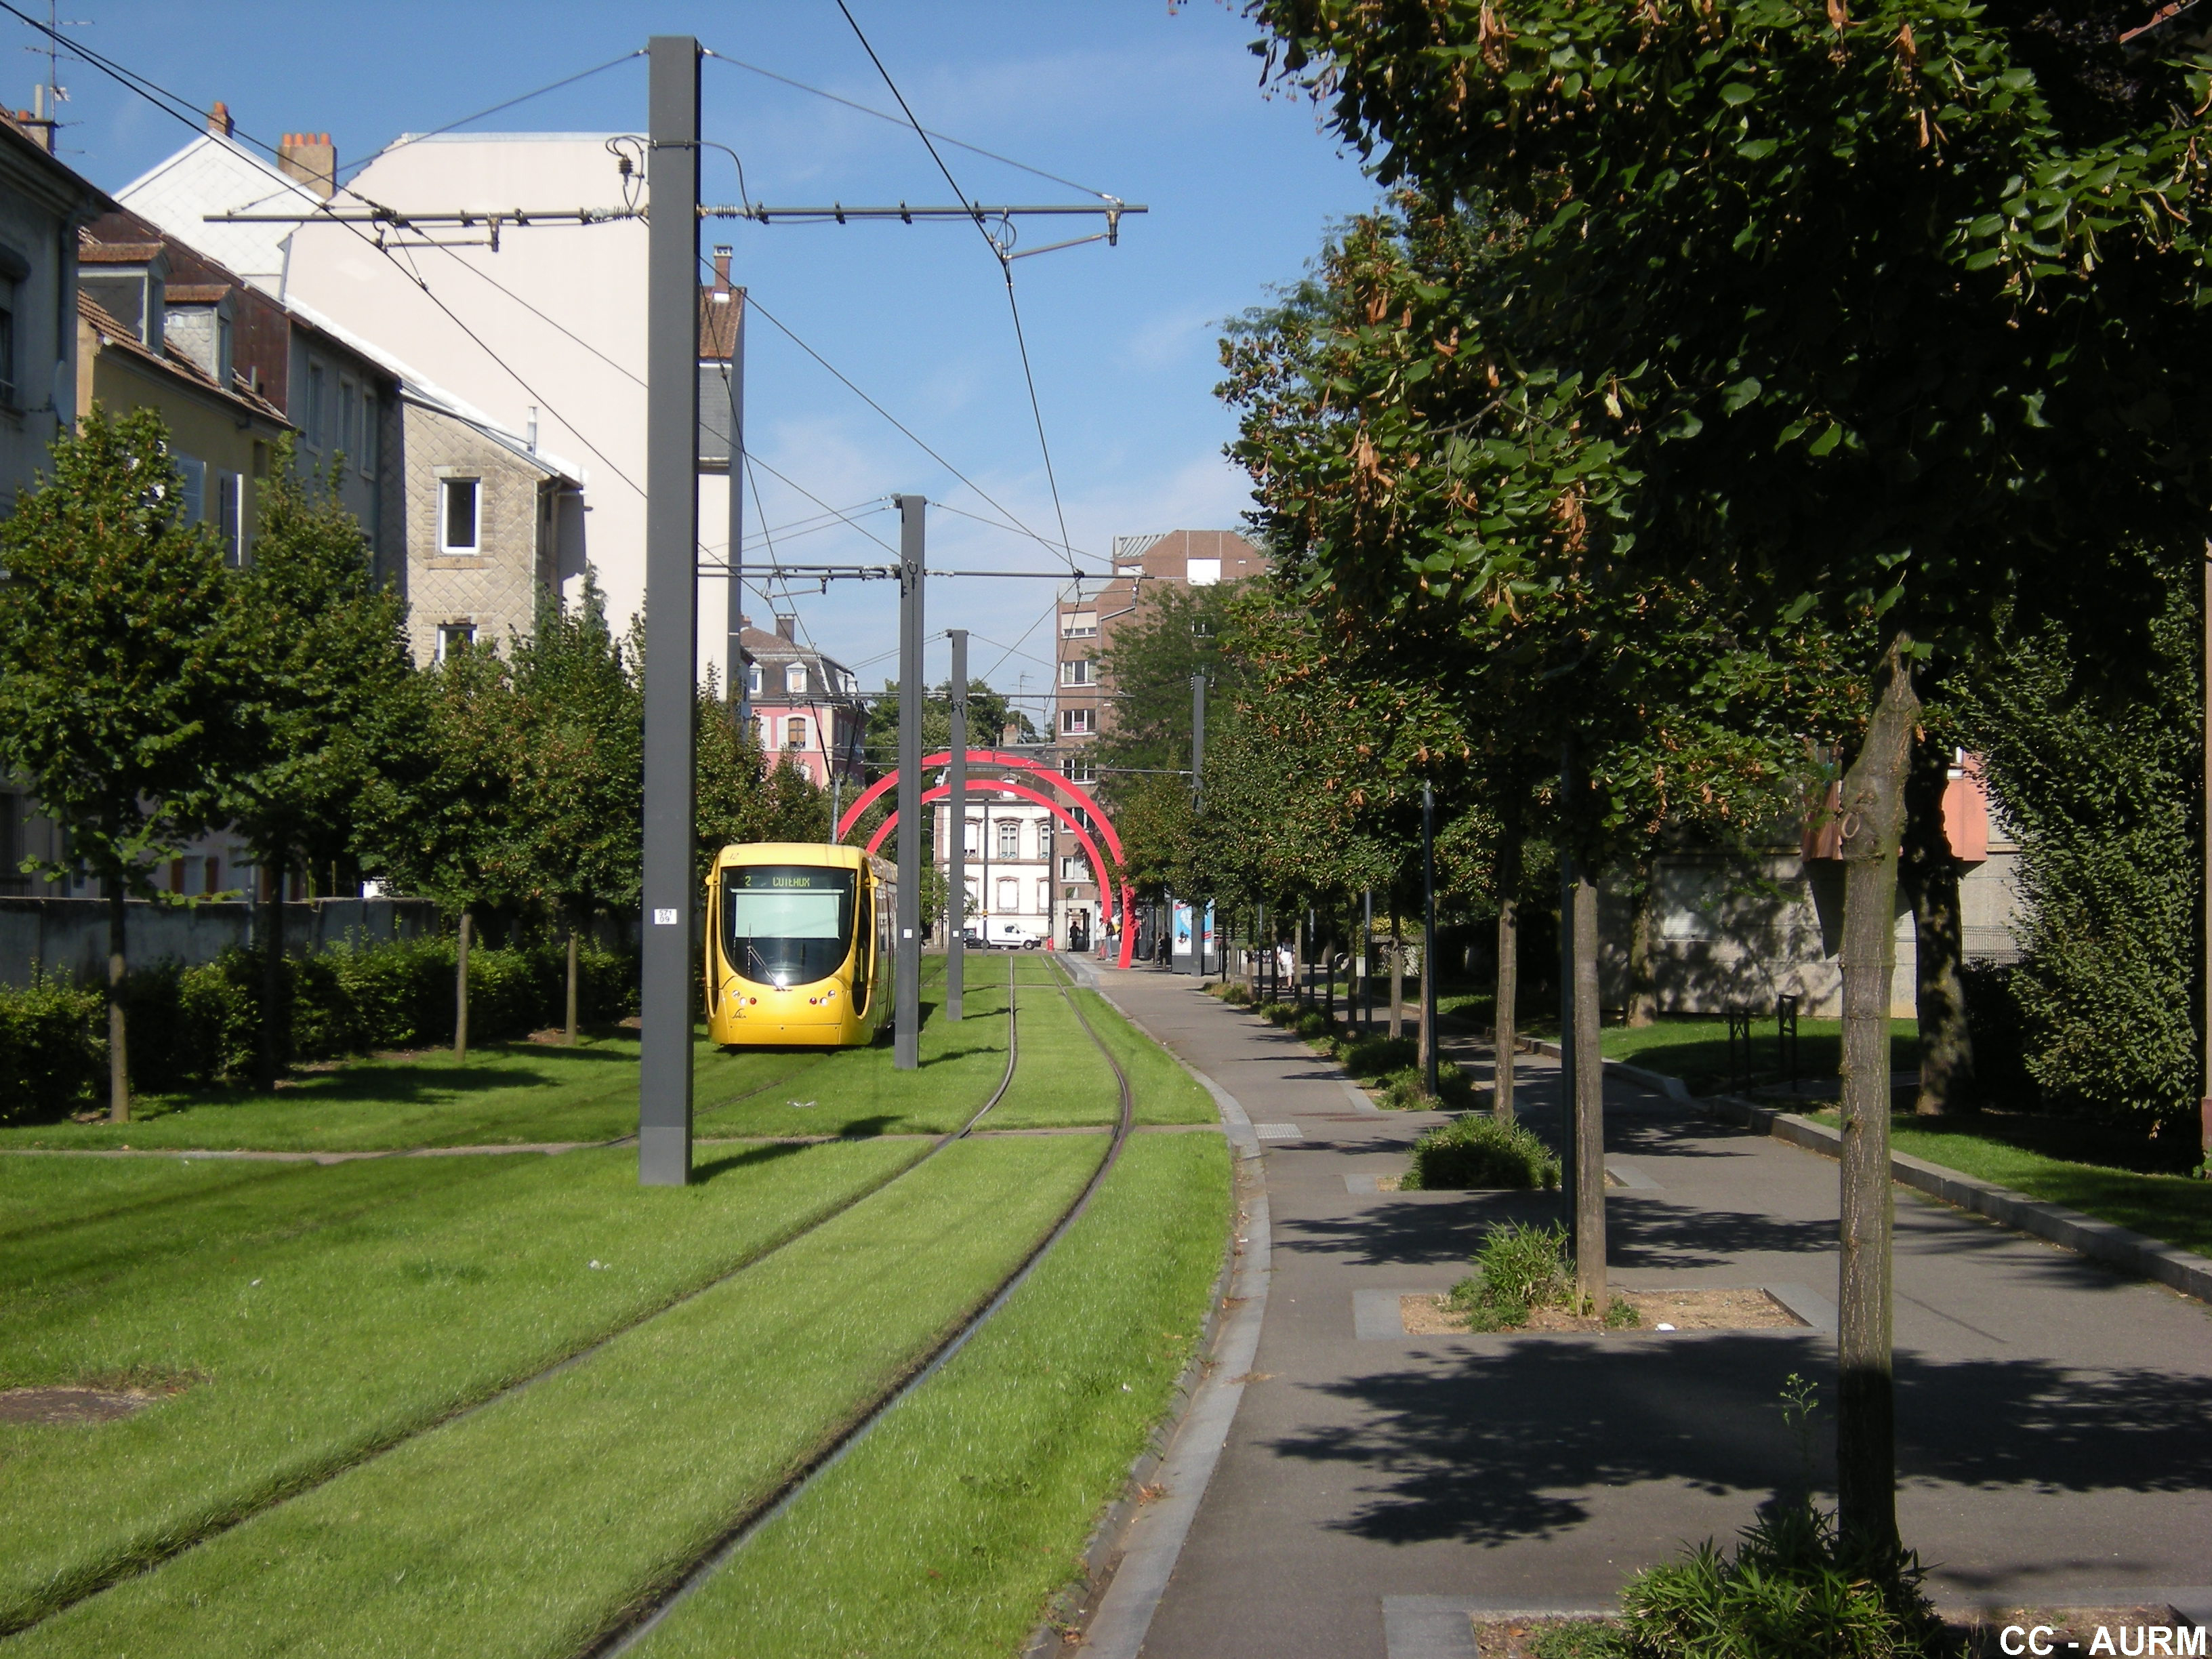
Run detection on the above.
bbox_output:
[638,33,701,1187]
[946,629,967,1021]
[1422,783,1439,1099]
[895,495,926,1069]
[725,284,747,726]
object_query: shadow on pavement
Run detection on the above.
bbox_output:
[1267,1336,2212,1549]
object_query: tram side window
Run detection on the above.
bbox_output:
[851,879,874,1012]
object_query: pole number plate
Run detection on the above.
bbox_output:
[653,908,678,926]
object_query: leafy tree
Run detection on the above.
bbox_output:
[699,672,829,867]
[0,407,237,1120]
[508,576,641,1041]
[1240,0,2212,1551]
[862,677,1029,779]
[224,447,415,1086]
[1957,569,2201,1130]
[355,640,521,1061]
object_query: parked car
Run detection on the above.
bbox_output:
[979,919,1044,950]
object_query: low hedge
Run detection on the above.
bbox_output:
[0,935,639,1122]
[1406,1113,1560,1190]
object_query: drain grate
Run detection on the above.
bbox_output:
[1254,1122,1304,1141]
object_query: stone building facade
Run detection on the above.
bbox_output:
[399,388,581,663]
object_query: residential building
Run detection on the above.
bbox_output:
[115,123,682,670]
[1049,529,1271,948]
[737,616,867,791]
[0,109,110,514]
[0,113,110,895]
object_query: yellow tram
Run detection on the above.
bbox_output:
[704,843,896,1047]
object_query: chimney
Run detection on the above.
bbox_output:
[712,245,732,294]
[277,132,335,199]
[1002,721,1022,747]
[774,615,797,642]
[207,101,232,138]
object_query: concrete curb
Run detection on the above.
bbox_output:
[1517,1038,1692,1103]
[1705,1094,2212,1305]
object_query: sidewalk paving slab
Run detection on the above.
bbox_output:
[1084,968,2212,1659]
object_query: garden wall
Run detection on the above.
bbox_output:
[0,897,438,989]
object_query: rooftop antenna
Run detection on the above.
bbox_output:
[20,3,91,148]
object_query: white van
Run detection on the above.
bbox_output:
[980,918,1045,950]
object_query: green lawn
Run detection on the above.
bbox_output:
[0,1031,816,1153]
[633,1131,1234,1659]
[0,1139,926,1634]
[1805,1111,2212,1260]
[1601,1015,1918,1097]
[11,1136,1107,1659]
[0,958,1010,1152]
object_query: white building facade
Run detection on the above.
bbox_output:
[116,123,743,687]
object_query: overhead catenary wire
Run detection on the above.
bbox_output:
[831,0,1080,580]
[0,5,650,501]
[741,291,1097,569]
[701,49,1117,203]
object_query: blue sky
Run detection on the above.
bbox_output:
[26,1,1378,704]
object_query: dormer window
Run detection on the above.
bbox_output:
[784,662,806,695]
[745,662,762,696]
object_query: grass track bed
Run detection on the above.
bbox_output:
[987,962,1118,1129]
[691,960,1017,1140]
[8,1135,1107,1659]
[0,1139,926,1633]
[631,1131,1233,1659]
[1075,985,1216,1126]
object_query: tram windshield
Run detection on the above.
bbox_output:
[722,865,857,985]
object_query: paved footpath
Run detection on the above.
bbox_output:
[1078,964,2212,1659]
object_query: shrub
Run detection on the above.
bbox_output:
[1338,1032,1417,1079]
[0,933,640,1111]
[1218,981,1253,1006]
[1410,1115,1560,1191]
[1258,1000,1297,1027]
[1376,1059,1479,1111]
[1293,1008,1331,1040]
[1446,1221,1570,1329]
[1618,1496,1943,1658]
[0,970,102,1122]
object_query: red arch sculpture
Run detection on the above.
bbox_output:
[865,781,1122,958]
[838,750,1136,966]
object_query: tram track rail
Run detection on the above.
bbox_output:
[3,958,1027,1642]
[589,952,1135,1658]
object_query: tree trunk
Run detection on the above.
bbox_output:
[1389,909,1404,1040]
[1902,734,1977,1115]
[1324,901,1336,1023]
[454,910,473,1063]
[1835,634,1919,1557]
[1625,858,1658,1028]
[1294,909,1306,1008]
[1495,830,1521,1123]
[258,857,285,1092]
[565,922,581,1045]
[1571,872,1606,1313]
[106,877,129,1123]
